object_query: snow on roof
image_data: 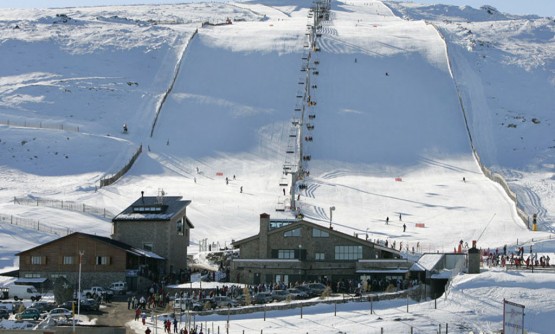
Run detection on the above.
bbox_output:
[416,253,444,271]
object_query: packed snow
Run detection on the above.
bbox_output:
[0,0,553,333]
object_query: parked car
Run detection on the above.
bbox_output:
[80,298,100,312]
[304,283,327,296]
[173,298,203,312]
[0,301,15,314]
[271,290,290,302]
[200,297,217,310]
[252,292,273,305]
[287,288,309,300]
[58,300,77,311]
[213,296,238,308]
[8,285,41,301]
[47,308,73,319]
[294,285,314,297]
[0,308,9,319]
[232,293,251,306]
[15,307,41,320]
[108,281,128,295]
[31,301,56,313]
[82,286,114,300]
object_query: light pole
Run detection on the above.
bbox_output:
[329,206,335,229]
[74,250,84,333]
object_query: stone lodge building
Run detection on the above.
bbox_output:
[111,191,194,278]
[231,213,409,287]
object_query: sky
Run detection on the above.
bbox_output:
[2,0,555,17]
[0,0,554,332]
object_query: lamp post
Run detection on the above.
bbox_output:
[74,250,84,333]
[329,206,335,229]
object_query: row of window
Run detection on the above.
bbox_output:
[283,227,330,238]
[276,246,362,260]
[30,256,111,265]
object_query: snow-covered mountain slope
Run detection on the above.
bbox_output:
[385,1,555,231]
[0,0,552,266]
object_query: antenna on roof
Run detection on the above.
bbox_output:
[157,188,165,205]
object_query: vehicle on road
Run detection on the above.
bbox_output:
[15,307,41,320]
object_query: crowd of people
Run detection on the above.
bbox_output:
[483,246,551,269]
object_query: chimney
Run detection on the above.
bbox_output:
[259,213,270,258]
[141,191,145,204]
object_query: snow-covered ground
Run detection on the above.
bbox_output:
[0,0,553,332]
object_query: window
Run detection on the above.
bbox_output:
[24,273,41,278]
[335,246,363,260]
[177,218,184,236]
[31,256,45,265]
[312,228,329,238]
[275,274,289,284]
[143,243,153,251]
[51,274,67,279]
[96,256,110,265]
[315,252,325,261]
[284,228,301,237]
[63,256,75,265]
[278,250,295,259]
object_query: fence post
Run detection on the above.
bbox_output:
[439,323,442,333]
[334,302,336,316]
[370,295,373,314]
[406,294,409,312]
[301,304,303,318]
[446,323,448,333]
[264,305,266,321]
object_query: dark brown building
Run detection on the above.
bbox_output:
[16,232,164,291]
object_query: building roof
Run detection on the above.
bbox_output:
[233,218,401,257]
[413,253,444,271]
[112,195,193,225]
[15,232,165,260]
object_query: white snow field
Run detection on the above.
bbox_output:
[0,0,553,333]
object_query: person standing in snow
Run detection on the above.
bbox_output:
[240,186,243,193]
[386,217,389,225]
[403,223,406,232]
[399,213,402,221]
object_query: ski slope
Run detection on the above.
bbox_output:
[0,0,554,333]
